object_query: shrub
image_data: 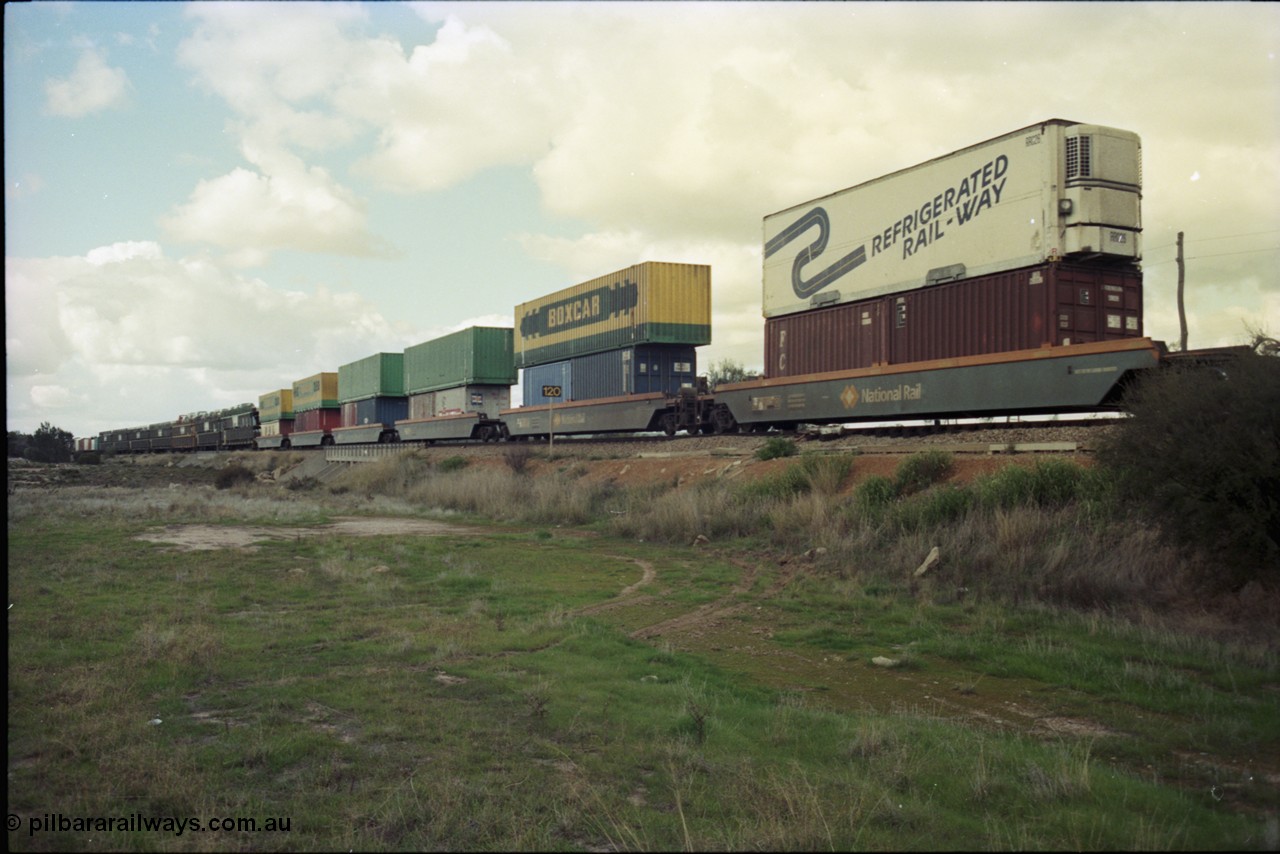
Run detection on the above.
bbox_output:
[437,455,471,473]
[756,436,798,461]
[892,450,954,496]
[502,444,533,474]
[854,475,897,519]
[893,484,973,532]
[214,463,256,490]
[737,453,854,502]
[1096,350,1280,586]
[75,452,102,465]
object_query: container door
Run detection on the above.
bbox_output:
[858,303,881,367]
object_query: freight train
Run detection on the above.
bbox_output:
[88,119,1178,455]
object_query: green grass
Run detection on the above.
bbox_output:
[7,460,1279,851]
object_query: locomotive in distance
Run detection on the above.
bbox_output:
[88,119,1174,454]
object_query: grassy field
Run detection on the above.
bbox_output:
[7,451,1279,851]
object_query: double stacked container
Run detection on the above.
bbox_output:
[257,388,295,443]
[290,372,340,445]
[401,327,516,420]
[760,119,1143,378]
[334,353,407,443]
[514,261,711,406]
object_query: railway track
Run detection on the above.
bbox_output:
[317,416,1120,462]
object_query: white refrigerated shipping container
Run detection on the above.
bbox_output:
[762,119,1141,318]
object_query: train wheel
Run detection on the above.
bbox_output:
[712,407,738,435]
[661,413,679,437]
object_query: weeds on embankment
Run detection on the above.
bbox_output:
[8,445,1279,850]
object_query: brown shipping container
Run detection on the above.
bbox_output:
[294,408,342,433]
[764,263,1142,377]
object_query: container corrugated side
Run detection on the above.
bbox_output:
[521,346,697,405]
[408,392,435,421]
[340,396,408,428]
[763,263,1143,377]
[294,408,342,433]
[259,389,294,421]
[522,362,573,407]
[432,385,511,417]
[339,353,405,402]
[292,373,339,412]
[403,327,515,394]
[514,261,711,368]
[570,345,698,400]
[259,419,294,438]
[762,120,1142,318]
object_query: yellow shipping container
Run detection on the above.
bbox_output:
[292,372,339,412]
[514,261,711,368]
[258,388,294,422]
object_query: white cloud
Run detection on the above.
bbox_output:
[30,385,77,409]
[160,144,393,258]
[43,48,129,117]
[5,241,411,433]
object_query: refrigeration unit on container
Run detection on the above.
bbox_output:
[763,262,1143,378]
[403,327,515,395]
[258,388,294,422]
[762,119,1142,319]
[340,396,409,429]
[292,373,339,412]
[339,353,405,402]
[515,261,711,368]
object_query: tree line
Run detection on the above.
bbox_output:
[8,423,75,463]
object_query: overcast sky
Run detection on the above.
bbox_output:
[6,1,1278,437]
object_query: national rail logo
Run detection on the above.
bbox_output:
[842,382,925,409]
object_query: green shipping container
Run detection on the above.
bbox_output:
[404,327,516,395]
[293,372,339,412]
[339,352,405,403]
[514,261,712,368]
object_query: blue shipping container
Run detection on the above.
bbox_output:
[341,396,409,429]
[522,361,574,407]
[521,346,696,406]
[572,345,697,400]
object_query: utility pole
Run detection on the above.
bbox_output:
[1176,231,1188,352]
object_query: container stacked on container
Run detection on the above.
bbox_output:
[257,388,295,442]
[401,327,516,420]
[760,119,1143,378]
[334,353,407,443]
[290,372,341,443]
[514,261,711,406]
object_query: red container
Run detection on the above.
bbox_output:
[294,408,342,433]
[764,263,1141,378]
